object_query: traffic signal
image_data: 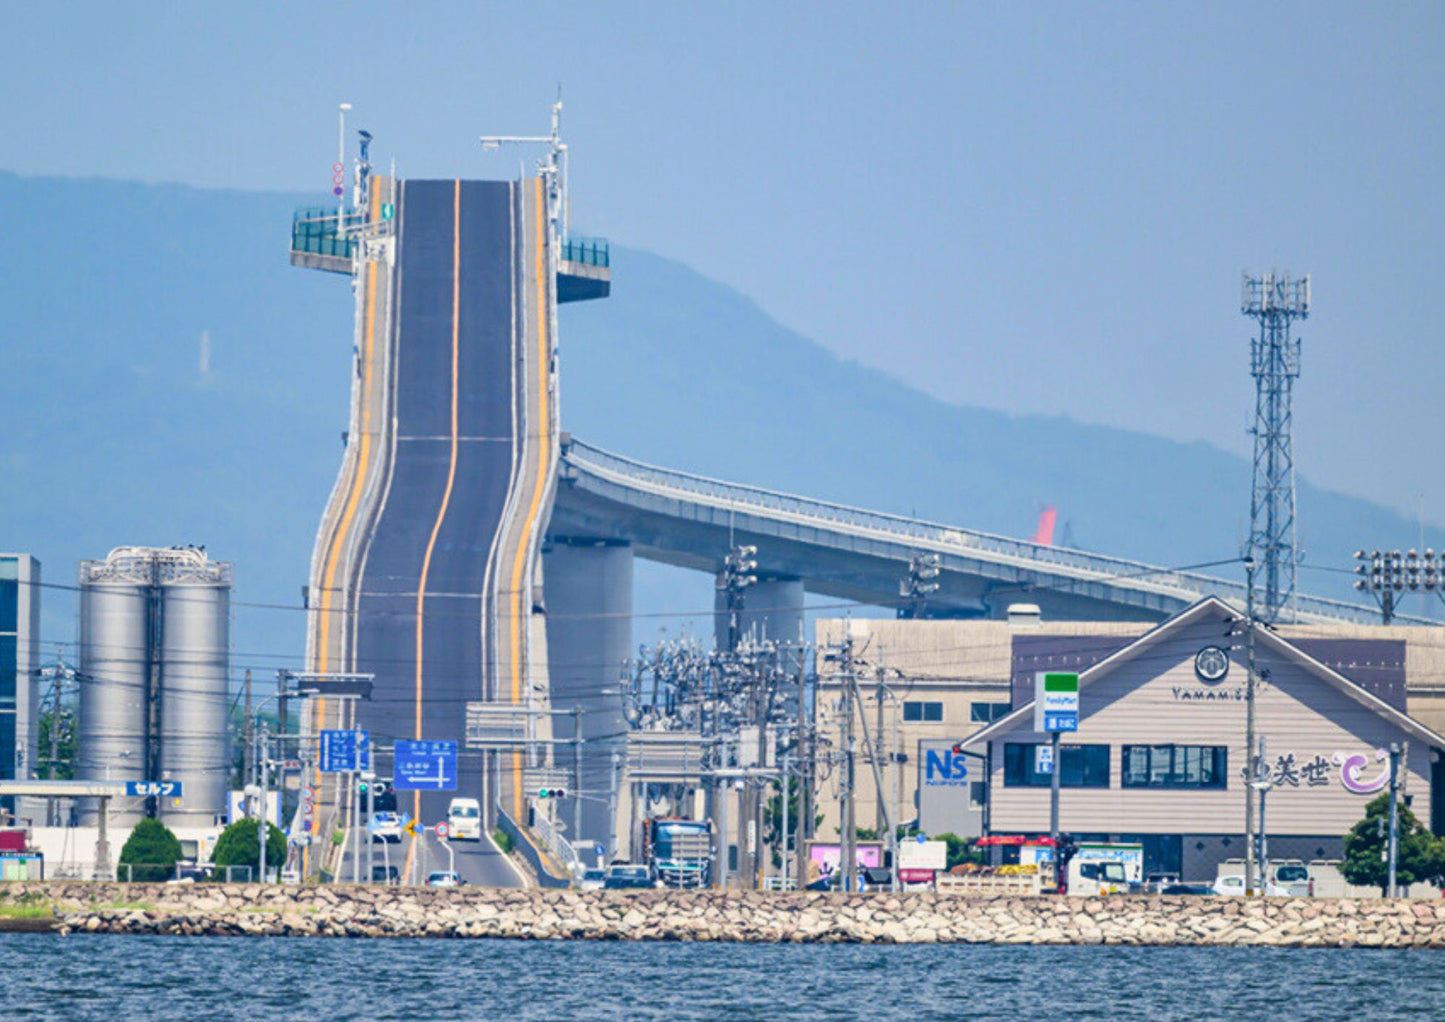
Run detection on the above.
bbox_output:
[537,787,567,799]
[373,779,397,812]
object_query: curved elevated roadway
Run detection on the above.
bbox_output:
[551,437,1410,626]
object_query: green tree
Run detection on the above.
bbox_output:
[931,832,985,871]
[37,709,77,781]
[211,818,286,880]
[1341,793,1445,895]
[118,818,183,882]
[763,778,823,867]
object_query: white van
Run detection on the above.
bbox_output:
[446,797,482,841]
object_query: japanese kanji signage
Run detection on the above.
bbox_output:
[1244,748,1392,795]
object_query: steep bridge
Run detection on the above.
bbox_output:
[293,154,1402,872]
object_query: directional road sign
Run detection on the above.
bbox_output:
[403,816,421,838]
[125,780,183,798]
[319,730,371,772]
[393,739,458,791]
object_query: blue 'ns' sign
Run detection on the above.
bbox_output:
[924,750,969,787]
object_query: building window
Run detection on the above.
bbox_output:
[903,701,943,723]
[1121,745,1227,789]
[970,702,1009,724]
[1003,743,1110,787]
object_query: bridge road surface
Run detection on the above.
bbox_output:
[343,830,522,888]
[351,179,522,846]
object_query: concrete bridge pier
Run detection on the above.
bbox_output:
[542,538,633,853]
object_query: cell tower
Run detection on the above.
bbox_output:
[1242,270,1310,623]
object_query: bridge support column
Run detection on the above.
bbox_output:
[715,577,805,650]
[542,539,632,853]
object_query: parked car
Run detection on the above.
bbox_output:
[426,871,464,887]
[577,868,607,892]
[1270,861,1315,897]
[370,811,403,843]
[603,864,654,890]
[1160,883,1215,896]
[372,865,400,885]
[1213,874,1289,897]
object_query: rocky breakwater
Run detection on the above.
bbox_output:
[4,883,1445,947]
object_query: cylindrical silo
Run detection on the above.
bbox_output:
[78,547,232,829]
[78,552,153,825]
[158,560,231,827]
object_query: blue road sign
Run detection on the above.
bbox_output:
[320,730,370,773]
[1044,711,1078,732]
[125,780,183,798]
[393,739,458,791]
[594,843,606,858]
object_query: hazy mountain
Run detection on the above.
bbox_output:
[0,173,1425,669]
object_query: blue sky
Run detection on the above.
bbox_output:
[4,1,1442,527]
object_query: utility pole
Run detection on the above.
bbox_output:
[572,706,583,844]
[794,646,811,888]
[1387,742,1402,897]
[1244,556,1258,896]
[257,722,268,884]
[780,745,791,890]
[874,661,887,836]
[243,668,253,790]
[839,631,857,893]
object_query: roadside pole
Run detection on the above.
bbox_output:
[794,649,811,889]
[572,706,583,846]
[365,776,375,883]
[1049,730,1061,883]
[1035,671,1077,893]
[1387,742,1401,896]
[1244,557,1258,897]
[781,746,791,890]
[257,723,268,884]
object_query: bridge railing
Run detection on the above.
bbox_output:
[562,439,1408,625]
[562,236,609,268]
[291,206,363,261]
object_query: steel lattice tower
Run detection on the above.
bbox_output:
[1242,271,1310,623]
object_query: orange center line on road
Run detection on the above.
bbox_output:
[406,179,462,881]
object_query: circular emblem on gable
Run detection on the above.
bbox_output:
[1194,645,1230,683]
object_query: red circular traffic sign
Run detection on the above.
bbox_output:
[435,822,449,839]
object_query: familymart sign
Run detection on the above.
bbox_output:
[1034,672,1079,732]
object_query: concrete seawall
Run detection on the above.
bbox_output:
[4,883,1444,947]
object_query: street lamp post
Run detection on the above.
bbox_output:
[337,102,352,231]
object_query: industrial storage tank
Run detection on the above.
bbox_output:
[78,552,153,824]
[78,547,232,827]
[158,554,231,828]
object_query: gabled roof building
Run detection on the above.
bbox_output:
[962,597,1445,879]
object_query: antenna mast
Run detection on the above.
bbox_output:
[1241,270,1310,623]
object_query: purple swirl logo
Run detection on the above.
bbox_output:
[1333,748,1389,794]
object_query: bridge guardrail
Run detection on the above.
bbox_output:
[562,439,1419,626]
[495,804,571,889]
